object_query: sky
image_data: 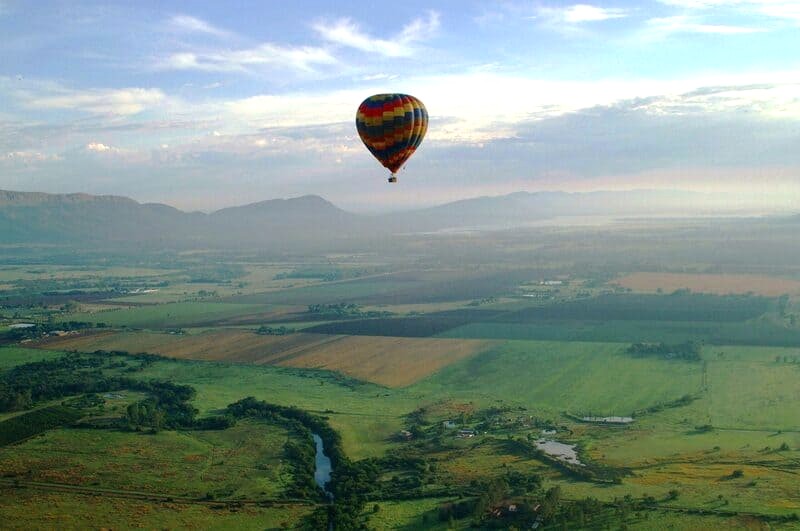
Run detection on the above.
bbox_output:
[1,0,799,212]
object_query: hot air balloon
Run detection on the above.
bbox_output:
[355,93,428,183]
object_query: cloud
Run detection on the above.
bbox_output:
[313,11,440,57]
[25,87,165,116]
[2,150,60,163]
[536,4,628,24]
[158,43,336,73]
[85,142,117,153]
[658,0,800,24]
[168,15,232,38]
[645,15,764,35]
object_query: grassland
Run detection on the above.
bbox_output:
[0,421,297,499]
[615,272,800,296]
[0,490,310,530]
[0,346,63,369]
[60,302,269,328]
[409,340,704,416]
[440,319,800,347]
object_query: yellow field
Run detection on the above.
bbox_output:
[37,330,494,387]
[613,272,800,296]
[277,335,495,387]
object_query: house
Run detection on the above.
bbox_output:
[457,429,476,438]
[442,420,457,429]
[398,430,413,440]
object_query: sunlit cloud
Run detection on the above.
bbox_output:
[534,3,628,26]
[24,86,165,116]
[167,15,233,38]
[659,0,800,24]
[645,15,765,36]
[313,11,440,57]
[158,43,336,73]
[85,142,116,153]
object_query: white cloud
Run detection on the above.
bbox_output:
[564,4,628,23]
[646,15,764,35]
[159,43,336,73]
[2,150,60,162]
[27,87,165,115]
[361,73,398,81]
[86,142,116,153]
[168,15,232,38]
[313,11,440,57]
[536,4,628,24]
[659,0,800,24]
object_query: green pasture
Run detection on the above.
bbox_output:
[409,340,704,416]
[228,277,411,305]
[439,320,800,347]
[367,498,456,530]
[60,302,267,328]
[0,420,295,500]
[0,490,310,530]
[706,358,800,431]
[131,359,417,459]
[0,346,64,369]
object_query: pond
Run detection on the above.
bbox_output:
[534,439,583,466]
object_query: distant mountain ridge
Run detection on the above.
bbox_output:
[0,188,758,248]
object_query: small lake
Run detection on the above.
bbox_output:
[312,433,333,499]
[535,439,583,466]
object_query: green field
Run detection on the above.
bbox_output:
[0,346,64,369]
[410,340,704,416]
[0,490,311,530]
[61,302,268,328]
[0,421,298,499]
[439,319,800,346]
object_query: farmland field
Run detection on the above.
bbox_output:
[409,340,704,415]
[4,226,800,529]
[439,319,800,346]
[615,272,800,296]
[274,335,497,387]
[36,330,495,387]
[0,346,64,369]
[60,302,270,328]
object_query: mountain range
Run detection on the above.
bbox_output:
[0,189,767,249]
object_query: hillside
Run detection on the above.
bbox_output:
[0,188,763,248]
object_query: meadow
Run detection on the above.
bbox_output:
[409,340,704,416]
[0,421,297,499]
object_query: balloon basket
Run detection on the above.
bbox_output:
[388,175,397,183]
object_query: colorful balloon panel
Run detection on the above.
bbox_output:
[356,94,428,177]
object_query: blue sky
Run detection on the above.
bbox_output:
[1,0,799,211]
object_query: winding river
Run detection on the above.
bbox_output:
[312,433,333,499]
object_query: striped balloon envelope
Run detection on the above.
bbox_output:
[355,94,428,183]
